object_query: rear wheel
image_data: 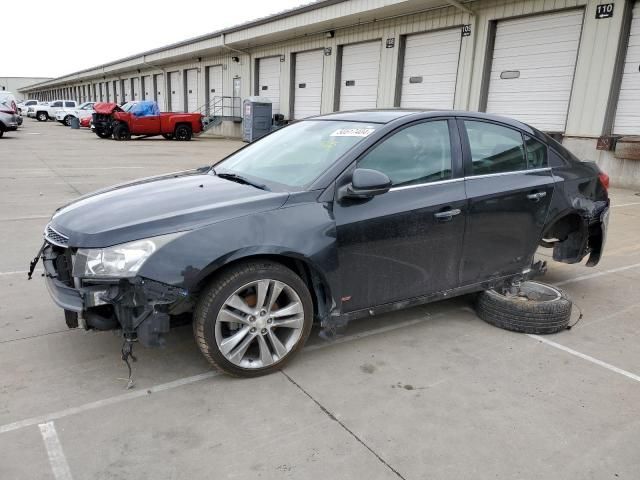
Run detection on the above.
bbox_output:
[112,123,130,141]
[37,112,48,122]
[64,115,73,127]
[193,261,313,377]
[174,124,192,141]
[476,281,572,334]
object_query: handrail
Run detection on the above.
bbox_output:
[197,96,241,118]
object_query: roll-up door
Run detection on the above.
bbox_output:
[142,75,151,100]
[293,50,324,119]
[154,74,164,106]
[185,69,199,112]
[113,81,119,103]
[168,71,181,112]
[132,77,140,100]
[258,57,281,114]
[123,79,131,103]
[339,41,381,110]
[485,10,584,132]
[400,29,461,108]
[207,65,223,102]
[614,2,640,135]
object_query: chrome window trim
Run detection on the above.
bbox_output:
[465,167,551,180]
[390,177,464,192]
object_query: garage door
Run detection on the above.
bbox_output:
[154,74,164,106]
[486,9,584,132]
[132,78,140,101]
[207,65,223,102]
[186,69,199,112]
[339,41,381,110]
[293,50,324,119]
[123,79,131,103]
[142,75,151,100]
[258,57,281,114]
[614,2,640,135]
[113,81,119,103]
[168,71,181,112]
[400,29,462,109]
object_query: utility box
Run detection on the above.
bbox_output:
[242,96,272,142]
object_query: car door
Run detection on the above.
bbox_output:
[458,119,555,285]
[333,119,467,313]
[50,101,63,117]
[130,111,160,134]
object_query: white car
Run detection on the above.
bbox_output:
[34,100,77,122]
[56,102,95,126]
[27,102,47,118]
[17,99,38,116]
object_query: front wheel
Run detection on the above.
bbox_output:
[193,261,313,377]
[0,129,4,138]
[112,123,130,141]
[174,124,192,141]
[95,128,112,139]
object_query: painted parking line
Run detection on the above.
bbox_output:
[0,314,436,435]
[554,262,640,286]
[39,422,73,480]
[612,202,640,208]
[527,335,640,383]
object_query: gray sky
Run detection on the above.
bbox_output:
[4,0,307,78]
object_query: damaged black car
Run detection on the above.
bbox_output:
[32,110,610,379]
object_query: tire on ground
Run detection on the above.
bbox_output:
[476,281,572,335]
[174,124,192,141]
[112,123,130,141]
[37,112,48,122]
[193,260,313,377]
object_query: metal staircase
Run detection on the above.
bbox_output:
[198,96,242,132]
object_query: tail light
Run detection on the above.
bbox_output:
[598,172,610,191]
[11,101,17,113]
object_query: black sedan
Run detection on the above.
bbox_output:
[35,110,610,377]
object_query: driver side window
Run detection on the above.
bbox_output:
[357,121,452,187]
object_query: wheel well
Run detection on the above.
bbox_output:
[193,254,332,324]
[541,213,583,243]
[174,122,192,132]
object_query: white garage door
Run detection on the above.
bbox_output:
[614,2,640,135]
[142,75,152,100]
[154,74,165,107]
[294,50,324,119]
[123,79,131,103]
[207,65,223,101]
[105,82,111,102]
[186,69,199,112]
[113,81,119,103]
[168,71,181,112]
[339,41,381,110]
[258,57,282,114]
[132,77,140,100]
[400,29,462,109]
[486,9,584,132]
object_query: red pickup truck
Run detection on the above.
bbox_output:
[92,101,203,141]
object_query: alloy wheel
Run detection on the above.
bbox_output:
[214,279,305,369]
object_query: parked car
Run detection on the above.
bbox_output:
[91,101,202,140]
[35,100,77,122]
[17,99,38,115]
[80,116,91,128]
[27,102,47,118]
[0,93,20,137]
[33,110,609,378]
[56,102,95,126]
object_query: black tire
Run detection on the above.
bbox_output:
[36,111,48,122]
[95,128,112,139]
[64,116,73,127]
[174,124,192,141]
[112,123,130,141]
[476,281,572,335]
[0,129,4,138]
[162,133,174,140]
[193,260,313,377]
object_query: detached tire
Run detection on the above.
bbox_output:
[193,260,313,377]
[112,123,130,141]
[476,281,572,335]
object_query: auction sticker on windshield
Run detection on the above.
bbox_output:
[330,127,376,137]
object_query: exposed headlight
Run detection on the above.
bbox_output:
[72,233,183,278]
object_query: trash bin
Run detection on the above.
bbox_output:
[242,97,272,142]
[70,117,80,129]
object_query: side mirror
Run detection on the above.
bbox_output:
[339,168,392,200]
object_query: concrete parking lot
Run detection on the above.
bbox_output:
[1,119,639,480]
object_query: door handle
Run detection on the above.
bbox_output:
[434,208,462,221]
[526,191,547,202]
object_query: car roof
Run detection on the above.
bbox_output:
[311,109,538,134]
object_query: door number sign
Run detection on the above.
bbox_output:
[595,3,614,19]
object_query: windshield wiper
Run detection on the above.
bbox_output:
[216,172,269,191]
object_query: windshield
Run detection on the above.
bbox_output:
[216,120,379,189]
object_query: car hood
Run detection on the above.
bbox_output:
[50,170,289,248]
